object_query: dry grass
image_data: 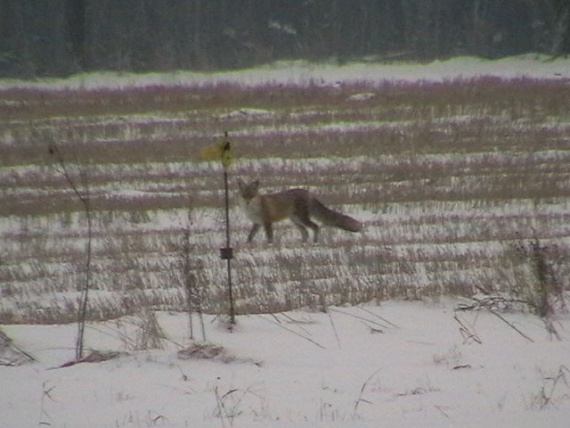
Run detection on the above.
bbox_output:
[1,78,569,323]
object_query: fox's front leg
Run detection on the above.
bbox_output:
[247,224,260,243]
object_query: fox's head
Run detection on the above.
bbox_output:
[238,179,260,201]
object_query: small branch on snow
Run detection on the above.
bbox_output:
[453,313,482,344]
[353,368,382,418]
[487,308,534,343]
[328,312,341,349]
[357,306,400,329]
[456,297,534,343]
[256,315,325,349]
[330,307,395,331]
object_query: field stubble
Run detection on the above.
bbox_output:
[1,78,569,323]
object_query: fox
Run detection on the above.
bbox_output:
[238,179,362,243]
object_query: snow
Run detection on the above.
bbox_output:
[1,54,569,91]
[2,301,569,427]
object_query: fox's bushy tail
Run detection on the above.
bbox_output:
[309,198,362,233]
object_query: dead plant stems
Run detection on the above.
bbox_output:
[256,315,325,349]
[353,368,382,418]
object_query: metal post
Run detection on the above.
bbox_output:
[219,132,235,327]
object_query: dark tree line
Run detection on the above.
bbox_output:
[1,0,569,78]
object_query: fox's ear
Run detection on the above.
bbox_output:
[251,179,260,191]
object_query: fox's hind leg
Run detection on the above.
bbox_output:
[292,215,319,243]
[292,220,309,242]
[263,221,274,243]
[307,220,319,243]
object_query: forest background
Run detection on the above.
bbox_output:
[1,0,569,79]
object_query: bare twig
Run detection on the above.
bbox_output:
[362,322,384,334]
[453,313,482,344]
[48,140,92,361]
[532,365,570,410]
[256,315,325,349]
[434,405,451,419]
[183,222,206,341]
[487,308,534,343]
[456,297,534,342]
[353,368,382,417]
[357,306,400,328]
[327,312,341,349]
[542,318,562,342]
[39,381,56,427]
[330,308,393,331]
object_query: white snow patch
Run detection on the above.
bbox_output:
[219,108,274,119]
[1,55,569,91]
[1,301,570,427]
[348,92,377,101]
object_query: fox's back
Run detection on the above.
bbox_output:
[239,184,310,224]
[262,189,310,221]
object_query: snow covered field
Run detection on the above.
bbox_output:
[1,56,570,426]
[3,301,570,427]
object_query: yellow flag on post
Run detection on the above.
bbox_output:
[200,134,233,170]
